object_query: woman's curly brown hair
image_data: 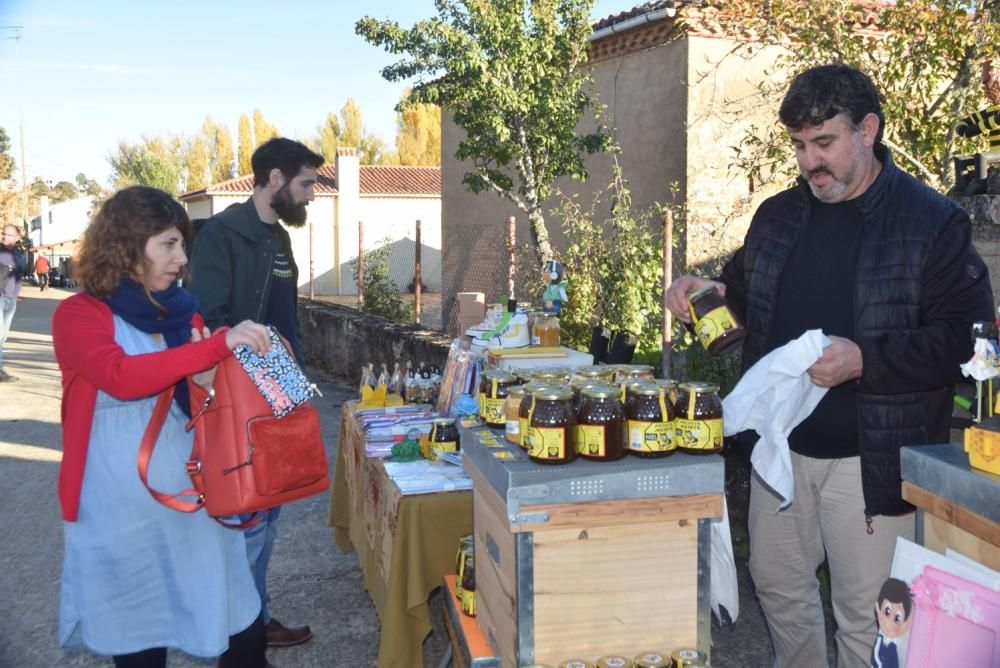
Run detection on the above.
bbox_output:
[76,186,192,297]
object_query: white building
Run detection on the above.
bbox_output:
[30,195,97,263]
[179,148,442,296]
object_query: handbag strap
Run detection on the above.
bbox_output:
[138,388,205,513]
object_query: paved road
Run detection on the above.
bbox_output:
[0,286,453,668]
[0,286,799,668]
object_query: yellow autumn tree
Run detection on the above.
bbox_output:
[395,91,441,166]
[252,109,279,147]
[237,114,253,176]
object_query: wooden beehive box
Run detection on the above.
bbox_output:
[462,427,723,666]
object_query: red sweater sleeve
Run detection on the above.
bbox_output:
[52,293,232,400]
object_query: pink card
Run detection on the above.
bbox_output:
[905,565,1000,667]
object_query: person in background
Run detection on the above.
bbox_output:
[666,64,994,667]
[0,223,28,382]
[35,253,50,291]
[52,185,273,668]
[187,137,323,648]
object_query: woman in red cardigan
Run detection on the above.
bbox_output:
[52,186,273,668]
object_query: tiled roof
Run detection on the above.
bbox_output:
[591,0,888,42]
[179,164,440,200]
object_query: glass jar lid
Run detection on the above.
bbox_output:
[482,369,518,383]
[580,384,620,399]
[632,382,664,397]
[678,381,720,393]
[432,417,457,426]
[534,387,574,401]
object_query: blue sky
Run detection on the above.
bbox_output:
[0,0,643,187]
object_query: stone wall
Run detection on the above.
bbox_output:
[298,300,453,386]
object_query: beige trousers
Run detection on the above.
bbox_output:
[748,453,915,668]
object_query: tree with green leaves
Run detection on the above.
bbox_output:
[252,109,280,147]
[75,173,102,197]
[719,0,1000,191]
[49,181,79,204]
[357,0,611,264]
[396,89,441,166]
[238,114,253,176]
[0,127,14,181]
[108,135,184,194]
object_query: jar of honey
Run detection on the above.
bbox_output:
[618,364,655,385]
[504,385,526,445]
[531,367,572,384]
[654,378,679,406]
[688,285,744,355]
[575,385,626,461]
[479,369,518,427]
[429,417,460,459]
[455,534,474,597]
[596,657,633,668]
[532,312,561,347]
[626,383,675,458]
[526,387,576,464]
[674,382,723,453]
[671,648,709,667]
[518,382,552,450]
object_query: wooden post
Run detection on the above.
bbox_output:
[357,220,365,308]
[308,219,315,300]
[414,219,422,325]
[508,216,516,301]
[662,210,673,378]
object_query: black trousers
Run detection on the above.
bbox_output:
[111,613,266,668]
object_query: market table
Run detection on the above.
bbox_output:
[328,402,473,668]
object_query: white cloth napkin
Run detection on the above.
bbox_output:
[722,329,831,509]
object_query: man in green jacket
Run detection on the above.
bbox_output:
[187,137,323,651]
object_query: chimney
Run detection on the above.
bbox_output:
[335,147,362,295]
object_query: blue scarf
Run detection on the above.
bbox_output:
[104,278,199,416]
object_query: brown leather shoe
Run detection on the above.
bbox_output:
[265,618,312,647]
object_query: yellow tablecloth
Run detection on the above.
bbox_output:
[328,403,473,668]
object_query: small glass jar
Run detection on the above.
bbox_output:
[459,553,476,616]
[479,369,518,427]
[531,367,572,384]
[455,534,474,597]
[671,648,709,667]
[626,382,676,458]
[618,364,655,385]
[532,312,561,347]
[633,652,671,668]
[575,385,626,461]
[571,365,615,385]
[674,381,723,453]
[596,657,633,668]
[429,417,460,460]
[527,387,576,464]
[504,385,526,445]
[688,285,744,355]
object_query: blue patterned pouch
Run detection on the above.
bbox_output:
[233,327,320,418]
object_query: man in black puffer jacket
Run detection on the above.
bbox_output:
[667,65,994,668]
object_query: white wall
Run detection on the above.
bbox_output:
[30,196,95,248]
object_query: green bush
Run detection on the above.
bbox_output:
[351,238,413,323]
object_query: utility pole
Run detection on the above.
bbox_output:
[2,27,26,222]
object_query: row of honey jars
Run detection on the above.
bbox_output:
[551,648,708,667]
[626,381,723,454]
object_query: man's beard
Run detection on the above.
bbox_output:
[271,184,308,227]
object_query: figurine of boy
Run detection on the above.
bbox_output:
[541,259,568,315]
[870,577,913,668]
[952,59,1000,195]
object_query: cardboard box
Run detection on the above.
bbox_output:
[457,292,486,320]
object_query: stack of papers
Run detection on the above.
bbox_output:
[383,460,472,495]
[357,406,440,458]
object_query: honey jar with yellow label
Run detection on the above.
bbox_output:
[527,387,576,464]
[674,382,723,453]
[688,285,744,356]
[479,369,518,427]
[626,383,675,458]
[575,385,626,461]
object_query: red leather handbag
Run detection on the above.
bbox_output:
[138,335,329,521]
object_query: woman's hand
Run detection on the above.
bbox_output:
[224,320,272,355]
